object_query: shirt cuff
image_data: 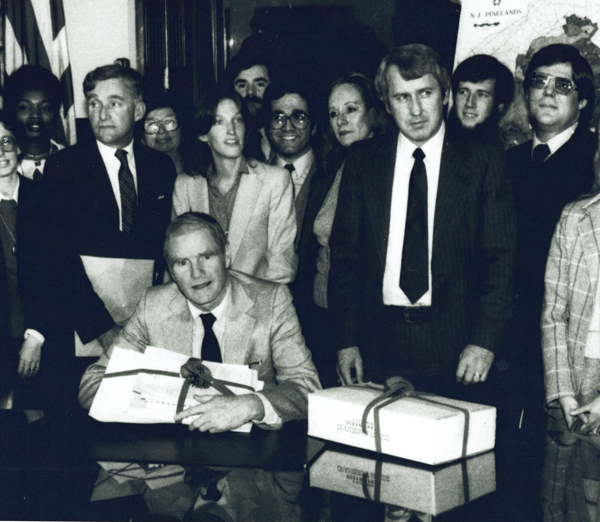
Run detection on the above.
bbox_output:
[24,329,45,345]
[253,392,283,429]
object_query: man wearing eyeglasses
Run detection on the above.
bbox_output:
[504,44,596,432]
[37,61,176,421]
[264,76,321,244]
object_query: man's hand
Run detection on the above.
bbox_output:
[456,344,494,385]
[571,396,600,434]
[97,325,122,352]
[337,346,364,386]
[173,394,265,433]
[18,335,43,378]
[558,396,580,430]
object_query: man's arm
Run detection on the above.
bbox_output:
[458,143,516,384]
[329,144,368,384]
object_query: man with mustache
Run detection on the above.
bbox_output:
[504,44,596,431]
[228,52,272,162]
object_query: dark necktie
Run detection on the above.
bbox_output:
[115,149,136,235]
[200,313,222,363]
[532,143,550,167]
[284,163,295,174]
[33,168,42,182]
[400,148,429,304]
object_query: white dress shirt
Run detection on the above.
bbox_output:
[276,148,314,199]
[186,281,281,427]
[532,121,578,160]
[96,139,138,231]
[382,123,445,306]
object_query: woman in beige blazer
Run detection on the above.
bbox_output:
[172,91,297,284]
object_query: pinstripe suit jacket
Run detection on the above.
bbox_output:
[330,130,516,375]
[542,194,600,409]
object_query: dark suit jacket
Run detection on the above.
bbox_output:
[504,127,595,360]
[41,140,176,344]
[329,130,516,375]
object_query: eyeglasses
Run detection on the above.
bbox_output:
[0,137,17,153]
[270,112,311,130]
[144,118,179,134]
[529,74,577,96]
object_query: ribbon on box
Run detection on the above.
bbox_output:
[104,359,255,422]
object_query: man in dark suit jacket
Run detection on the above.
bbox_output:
[264,76,323,246]
[40,62,176,415]
[330,45,516,398]
[504,44,596,428]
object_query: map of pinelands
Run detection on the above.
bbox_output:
[455,0,600,143]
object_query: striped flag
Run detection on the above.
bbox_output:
[4,0,76,145]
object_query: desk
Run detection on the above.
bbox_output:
[0,411,545,521]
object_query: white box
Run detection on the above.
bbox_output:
[309,445,496,515]
[308,385,496,465]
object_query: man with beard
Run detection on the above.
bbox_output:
[448,54,514,143]
[228,52,271,161]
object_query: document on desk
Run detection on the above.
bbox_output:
[90,346,263,433]
[75,257,155,357]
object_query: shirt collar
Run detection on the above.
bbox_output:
[207,157,250,179]
[96,139,135,163]
[397,121,446,158]
[0,176,20,203]
[276,147,314,173]
[186,277,231,322]
[532,121,578,157]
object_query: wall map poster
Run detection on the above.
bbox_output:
[455,0,600,146]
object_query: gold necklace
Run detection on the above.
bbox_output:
[0,206,17,255]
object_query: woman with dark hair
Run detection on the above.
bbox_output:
[293,72,387,387]
[141,90,190,177]
[3,65,64,181]
[171,90,297,283]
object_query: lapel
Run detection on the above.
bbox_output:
[580,199,600,293]
[363,133,398,271]
[220,274,256,364]
[294,158,316,226]
[86,141,121,228]
[227,170,262,263]
[432,138,472,250]
[163,285,195,355]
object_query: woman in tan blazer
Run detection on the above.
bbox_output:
[172,90,297,284]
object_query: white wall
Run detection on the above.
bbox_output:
[63,0,137,118]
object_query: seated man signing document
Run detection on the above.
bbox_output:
[79,212,321,431]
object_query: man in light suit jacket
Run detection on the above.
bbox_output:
[39,62,176,417]
[331,45,516,399]
[79,212,320,431]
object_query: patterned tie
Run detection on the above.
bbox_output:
[400,148,429,304]
[199,313,222,363]
[115,149,136,235]
[532,143,550,167]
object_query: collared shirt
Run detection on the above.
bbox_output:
[275,148,315,199]
[383,123,445,306]
[532,121,578,160]
[17,139,64,181]
[186,279,281,427]
[96,139,138,232]
[206,158,249,234]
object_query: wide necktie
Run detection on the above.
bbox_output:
[400,148,429,304]
[115,149,137,235]
[532,143,550,167]
[199,313,222,363]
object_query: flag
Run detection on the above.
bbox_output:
[4,0,76,145]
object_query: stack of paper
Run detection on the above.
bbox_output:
[89,346,262,432]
